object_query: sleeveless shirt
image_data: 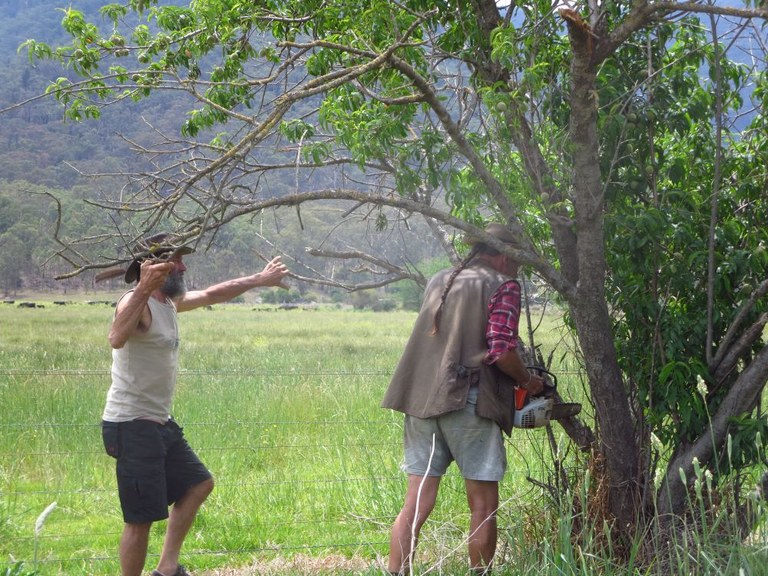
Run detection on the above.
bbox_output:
[102,293,180,422]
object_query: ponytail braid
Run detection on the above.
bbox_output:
[431,245,481,335]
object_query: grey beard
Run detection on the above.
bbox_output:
[160,272,187,299]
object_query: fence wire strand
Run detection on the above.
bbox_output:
[0,367,412,573]
[1,366,584,574]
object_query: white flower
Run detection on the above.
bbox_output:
[650,432,662,451]
[696,375,708,398]
[35,502,57,536]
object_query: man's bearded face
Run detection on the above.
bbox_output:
[160,270,187,299]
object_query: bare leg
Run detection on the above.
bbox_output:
[388,474,441,575]
[120,522,152,576]
[154,478,214,576]
[465,479,499,572]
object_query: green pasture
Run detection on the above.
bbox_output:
[0,301,579,575]
[3,301,765,575]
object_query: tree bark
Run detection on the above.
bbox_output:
[656,345,768,517]
[564,9,642,530]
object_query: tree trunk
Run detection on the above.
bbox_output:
[656,345,768,517]
[565,12,642,530]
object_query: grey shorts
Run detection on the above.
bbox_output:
[402,393,507,482]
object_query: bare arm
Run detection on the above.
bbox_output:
[493,348,545,396]
[176,256,289,312]
[108,260,175,349]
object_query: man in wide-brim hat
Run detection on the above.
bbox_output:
[382,223,544,575]
[95,233,197,285]
[100,232,289,576]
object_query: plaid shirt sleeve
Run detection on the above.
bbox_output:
[484,280,522,363]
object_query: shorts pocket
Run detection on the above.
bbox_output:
[102,421,120,458]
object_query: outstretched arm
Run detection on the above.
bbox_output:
[176,256,289,312]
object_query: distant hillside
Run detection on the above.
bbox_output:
[0,0,758,297]
[0,1,445,299]
[0,0,191,188]
[0,0,96,52]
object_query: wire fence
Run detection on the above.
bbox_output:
[1,366,588,575]
[1,367,406,573]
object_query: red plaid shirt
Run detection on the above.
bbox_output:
[485,280,521,363]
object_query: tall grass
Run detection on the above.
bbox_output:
[1,301,765,575]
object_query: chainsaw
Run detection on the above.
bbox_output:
[513,367,582,429]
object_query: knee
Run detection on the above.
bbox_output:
[396,505,432,532]
[471,506,498,522]
[123,521,152,536]
[187,476,214,503]
[466,484,499,519]
[468,497,498,521]
[469,501,499,532]
[199,476,214,497]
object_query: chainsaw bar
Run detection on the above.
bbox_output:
[550,403,582,420]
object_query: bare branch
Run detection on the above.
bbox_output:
[709,276,768,393]
[592,1,768,64]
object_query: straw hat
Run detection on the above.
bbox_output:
[94,233,194,284]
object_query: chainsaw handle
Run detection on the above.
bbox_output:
[526,366,557,395]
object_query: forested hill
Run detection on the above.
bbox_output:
[0,1,446,300]
[0,1,238,296]
[0,2,756,300]
[0,0,190,188]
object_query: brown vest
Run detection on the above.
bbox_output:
[382,260,519,435]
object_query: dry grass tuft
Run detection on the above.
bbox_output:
[200,553,375,575]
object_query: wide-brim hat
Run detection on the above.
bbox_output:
[94,233,194,284]
[464,223,516,246]
[123,233,194,283]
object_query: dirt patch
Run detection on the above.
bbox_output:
[200,553,378,575]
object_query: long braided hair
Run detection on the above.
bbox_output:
[430,244,488,335]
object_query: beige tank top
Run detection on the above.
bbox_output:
[102,293,180,422]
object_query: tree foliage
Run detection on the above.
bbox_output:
[15,0,768,556]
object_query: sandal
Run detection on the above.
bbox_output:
[151,566,191,576]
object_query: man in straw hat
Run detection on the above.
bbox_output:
[382,223,544,575]
[100,233,289,576]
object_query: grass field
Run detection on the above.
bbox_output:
[0,299,583,575]
[4,299,764,576]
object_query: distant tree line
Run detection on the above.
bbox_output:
[0,177,446,307]
[0,0,448,305]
